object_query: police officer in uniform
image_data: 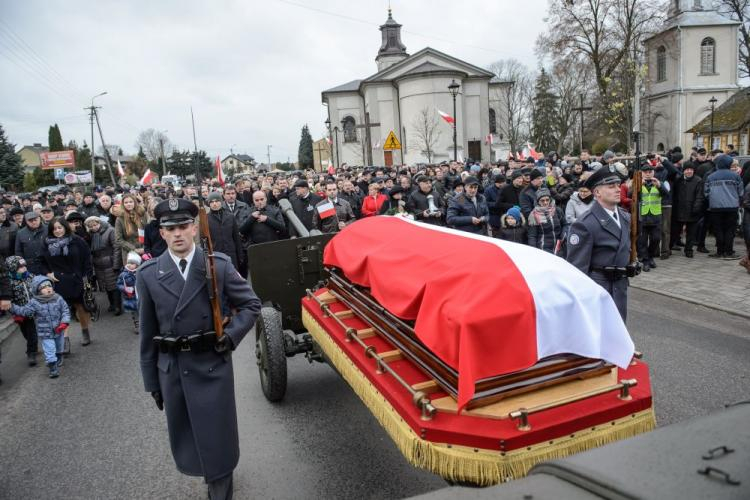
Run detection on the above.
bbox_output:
[137,198,261,500]
[566,165,638,322]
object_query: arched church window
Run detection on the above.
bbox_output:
[342,116,357,143]
[489,109,497,134]
[700,38,715,75]
[656,46,666,82]
[657,142,665,152]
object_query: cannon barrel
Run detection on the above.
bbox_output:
[278,198,322,237]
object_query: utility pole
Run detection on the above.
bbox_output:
[572,94,592,153]
[159,137,167,176]
[92,108,117,185]
[84,91,106,187]
[267,145,272,170]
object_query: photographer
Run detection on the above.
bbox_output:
[631,163,670,272]
[239,190,286,245]
[407,175,445,226]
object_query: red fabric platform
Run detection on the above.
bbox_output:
[303,289,653,452]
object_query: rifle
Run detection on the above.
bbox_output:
[628,131,642,275]
[191,108,224,340]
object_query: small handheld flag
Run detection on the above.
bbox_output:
[317,200,336,219]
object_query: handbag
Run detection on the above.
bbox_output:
[82,277,100,322]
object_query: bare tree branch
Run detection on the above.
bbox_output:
[410,107,442,163]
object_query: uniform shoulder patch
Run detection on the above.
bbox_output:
[569,234,580,245]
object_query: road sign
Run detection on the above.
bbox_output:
[54,168,65,180]
[40,150,75,170]
[383,130,401,150]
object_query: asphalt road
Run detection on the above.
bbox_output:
[0,289,748,499]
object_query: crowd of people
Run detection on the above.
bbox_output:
[0,144,747,380]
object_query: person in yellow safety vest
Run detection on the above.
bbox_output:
[631,163,670,272]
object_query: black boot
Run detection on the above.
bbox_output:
[27,352,37,366]
[114,293,123,316]
[81,329,91,346]
[106,290,116,312]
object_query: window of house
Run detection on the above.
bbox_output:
[342,116,357,143]
[489,108,497,134]
[656,46,666,82]
[700,38,715,75]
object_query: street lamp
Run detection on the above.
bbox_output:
[708,96,718,151]
[448,80,460,162]
[325,118,333,168]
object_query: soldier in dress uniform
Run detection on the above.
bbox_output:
[137,198,261,500]
[566,165,638,322]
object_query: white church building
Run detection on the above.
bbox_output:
[642,0,740,153]
[322,9,511,167]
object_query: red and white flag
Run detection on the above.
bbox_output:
[437,109,455,125]
[523,142,540,160]
[485,133,493,145]
[316,199,336,219]
[323,217,634,411]
[116,159,125,177]
[215,155,225,186]
[139,168,155,185]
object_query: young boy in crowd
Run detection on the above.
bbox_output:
[117,252,140,334]
[498,206,527,244]
[11,276,70,378]
[6,257,38,366]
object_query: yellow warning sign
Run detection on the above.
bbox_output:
[383,130,402,150]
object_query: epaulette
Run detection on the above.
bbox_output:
[137,258,158,274]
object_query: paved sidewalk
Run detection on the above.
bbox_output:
[630,237,749,319]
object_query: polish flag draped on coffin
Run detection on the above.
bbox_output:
[323,217,634,411]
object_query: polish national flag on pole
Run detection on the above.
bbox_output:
[437,109,455,125]
[316,199,336,219]
[215,155,225,186]
[323,217,634,411]
[139,168,155,185]
[485,133,493,145]
[116,159,125,177]
[523,142,540,160]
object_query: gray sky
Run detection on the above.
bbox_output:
[1,0,546,163]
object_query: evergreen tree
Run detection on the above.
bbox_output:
[0,124,25,190]
[298,124,314,169]
[531,69,558,154]
[48,123,64,151]
[167,150,212,178]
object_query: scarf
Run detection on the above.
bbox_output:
[529,203,557,227]
[46,236,71,257]
[35,291,60,303]
[580,193,594,205]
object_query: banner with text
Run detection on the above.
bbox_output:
[40,150,75,170]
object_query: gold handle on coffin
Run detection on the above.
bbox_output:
[509,379,638,431]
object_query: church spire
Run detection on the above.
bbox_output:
[376,8,408,71]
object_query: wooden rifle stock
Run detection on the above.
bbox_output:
[197,203,224,339]
[629,170,642,264]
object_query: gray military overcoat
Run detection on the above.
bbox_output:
[137,247,260,481]
[566,201,631,321]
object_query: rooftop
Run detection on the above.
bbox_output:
[688,87,750,134]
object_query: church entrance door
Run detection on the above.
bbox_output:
[384,150,393,167]
[468,140,481,161]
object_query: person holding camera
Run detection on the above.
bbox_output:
[632,164,670,272]
[407,175,446,226]
[239,190,286,244]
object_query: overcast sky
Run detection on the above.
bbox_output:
[1,0,547,163]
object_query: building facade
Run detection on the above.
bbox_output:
[322,10,511,167]
[17,143,49,174]
[642,0,740,153]
[221,154,255,174]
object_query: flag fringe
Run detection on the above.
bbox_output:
[303,308,657,486]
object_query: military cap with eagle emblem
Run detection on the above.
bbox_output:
[154,198,199,227]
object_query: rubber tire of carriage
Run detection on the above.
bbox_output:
[255,306,287,402]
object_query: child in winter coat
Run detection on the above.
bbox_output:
[6,256,39,366]
[117,251,141,334]
[11,275,71,378]
[498,206,528,244]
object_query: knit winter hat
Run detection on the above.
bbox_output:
[207,191,223,203]
[536,188,552,201]
[5,255,25,273]
[505,206,522,222]
[126,251,142,266]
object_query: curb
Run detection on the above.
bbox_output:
[630,283,750,320]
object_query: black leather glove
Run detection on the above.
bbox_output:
[151,391,164,411]
[214,334,234,353]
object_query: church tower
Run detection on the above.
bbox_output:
[376,9,408,72]
[642,0,739,152]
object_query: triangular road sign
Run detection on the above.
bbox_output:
[383,130,402,150]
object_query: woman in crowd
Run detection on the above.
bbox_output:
[85,216,121,315]
[360,183,389,217]
[114,194,145,265]
[42,217,94,350]
[527,188,567,255]
[565,184,595,224]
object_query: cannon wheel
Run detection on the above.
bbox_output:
[255,306,287,402]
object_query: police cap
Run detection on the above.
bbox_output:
[154,198,199,227]
[584,163,622,190]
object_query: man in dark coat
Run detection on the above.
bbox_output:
[693,148,714,252]
[566,166,634,322]
[15,212,47,275]
[222,185,252,228]
[671,162,704,257]
[447,176,490,235]
[0,207,18,259]
[239,190,287,244]
[206,192,243,270]
[79,192,99,218]
[497,170,525,216]
[519,169,544,217]
[482,174,505,236]
[138,198,260,500]
[312,181,356,233]
[406,175,445,226]
[288,180,321,236]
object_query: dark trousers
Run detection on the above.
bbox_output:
[638,223,661,261]
[696,214,709,248]
[672,220,698,251]
[19,319,38,354]
[711,211,738,255]
[207,473,233,500]
[660,206,672,254]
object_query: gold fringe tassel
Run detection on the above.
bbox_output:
[303,308,657,486]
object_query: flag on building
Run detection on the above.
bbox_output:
[316,199,336,219]
[116,159,125,177]
[437,109,455,124]
[485,133,494,145]
[139,168,155,185]
[522,142,540,160]
[322,217,634,411]
[215,155,225,186]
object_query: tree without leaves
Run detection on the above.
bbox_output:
[135,128,174,167]
[298,124,314,169]
[487,58,535,156]
[0,124,25,190]
[550,59,593,154]
[716,0,750,78]
[410,107,442,163]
